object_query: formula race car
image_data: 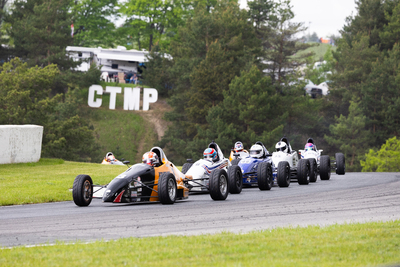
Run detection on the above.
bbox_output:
[271,137,311,187]
[182,141,242,196]
[101,152,124,165]
[72,147,230,207]
[231,141,273,190]
[298,138,345,181]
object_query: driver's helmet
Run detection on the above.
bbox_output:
[142,152,149,163]
[249,144,263,158]
[275,141,288,153]
[145,152,159,166]
[305,143,315,151]
[203,148,217,161]
[234,141,244,152]
[106,152,115,161]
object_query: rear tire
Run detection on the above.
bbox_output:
[277,161,290,187]
[181,163,193,174]
[73,175,93,207]
[258,162,273,190]
[297,159,310,185]
[231,158,241,166]
[228,165,243,194]
[320,155,331,180]
[209,169,229,200]
[335,153,345,175]
[308,158,318,183]
[158,172,177,204]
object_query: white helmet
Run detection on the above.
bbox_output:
[249,144,263,158]
[275,141,288,153]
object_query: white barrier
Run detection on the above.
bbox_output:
[0,125,43,164]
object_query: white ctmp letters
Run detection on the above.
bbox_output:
[88,85,158,111]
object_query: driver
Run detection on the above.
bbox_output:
[275,141,288,153]
[105,152,115,162]
[249,144,264,158]
[304,143,316,151]
[229,141,249,161]
[203,148,218,162]
[143,151,160,167]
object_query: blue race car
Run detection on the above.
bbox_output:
[231,141,273,190]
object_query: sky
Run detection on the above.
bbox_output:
[239,0,358,38]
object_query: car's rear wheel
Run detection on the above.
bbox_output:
[228,165,243,194]
[158,172,177,204]
[73,175,93,207]
[297,159,310,185]
[209,169,229,200]
[277,161,290,187]
[308,158,318,182]
[181,163,193,174]
[320,155,331,180]
[258,161,273,190]
[231,158,241,166]
[335,153,345,175]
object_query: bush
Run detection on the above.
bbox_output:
[360,136,400,172]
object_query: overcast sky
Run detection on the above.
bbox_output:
[239,0,358,38]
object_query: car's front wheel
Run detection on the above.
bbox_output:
[277,161,290,187]
[320,155,331,180]
[73,175,93,207]
[258,161,273,190]
[335,153,345,175]
[297,159,310,185]
[158,172,177,204]
[228,165,243,194]
[209,169,229,200]
[308,158,318,183]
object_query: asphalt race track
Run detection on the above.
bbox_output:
[1,172,399,247]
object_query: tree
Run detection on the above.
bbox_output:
[0,58,99,161]
[4,0,76,70]
[360,136,400,172]
[70,0,118,47]
[324,99,371,171]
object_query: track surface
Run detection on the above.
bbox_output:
[1,172,399,247]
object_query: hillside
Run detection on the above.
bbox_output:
[297,43,336,61]
[82,83,171,163]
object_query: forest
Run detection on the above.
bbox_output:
[0,0,399,171]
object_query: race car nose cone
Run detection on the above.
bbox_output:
[102,189,114,202]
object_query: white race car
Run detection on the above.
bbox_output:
[271,137,311,187]
[182,141,242,195]
[299,138,345,181]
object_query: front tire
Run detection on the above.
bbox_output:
[277,161,290,187]
[181,163,193,174]
[231,158,241,166]
[320,155,331,180]
[308,158,318,183]
[258,162,273,190]
[297,159,310,185]
[335,153,345,175]
[209,169,229,200]
[158,172,177,204]
[228,165,243,194]
[73,175,93,207]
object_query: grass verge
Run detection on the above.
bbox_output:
[0,220,399,266]
[0,158,127,206]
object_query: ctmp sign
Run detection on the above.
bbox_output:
[88,85,158,111]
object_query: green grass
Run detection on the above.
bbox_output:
[297,43,337,61]
[0,158,127,206]
[80,83,158,163]
[0,221,399,266]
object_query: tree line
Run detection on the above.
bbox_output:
[0,0,399,171]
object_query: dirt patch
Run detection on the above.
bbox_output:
[137,98,172,141]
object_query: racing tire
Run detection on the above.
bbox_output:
[335,153,345,175]
[158,172,177,204]
[73,175,93,207]
[320,155,331,180]
[228,165,243,194]
[297,159,310,185]
[181,163,193,174]
[257,162,273,191]
[308,158,318,183]
[209,169,229,200]
[231,158,241,166]
[277,161,290,187]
